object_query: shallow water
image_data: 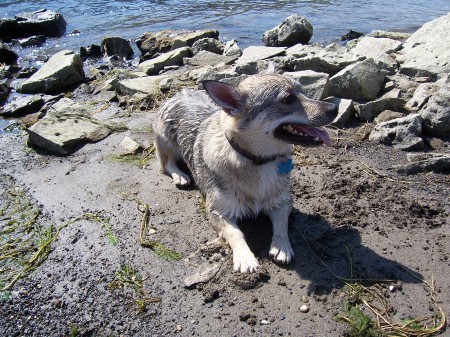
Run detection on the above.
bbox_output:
[1,0,449,55]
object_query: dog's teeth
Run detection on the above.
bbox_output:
[314,137,320,141]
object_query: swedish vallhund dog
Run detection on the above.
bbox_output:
[153,74,336,273]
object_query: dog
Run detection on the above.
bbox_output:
[153,74,337,273]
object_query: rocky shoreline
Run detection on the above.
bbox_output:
[1,11,449,170]
[0,9,449,337]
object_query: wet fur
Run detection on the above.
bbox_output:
[153,74,336,272]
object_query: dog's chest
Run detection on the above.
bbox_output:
[214,160,291,218]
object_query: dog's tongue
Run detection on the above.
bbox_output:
[297,126,332,146]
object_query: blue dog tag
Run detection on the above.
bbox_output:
[277,158,293,175]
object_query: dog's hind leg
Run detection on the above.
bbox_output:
[268,199,294,265]
[154,135,191,187]
[209,211,259,273]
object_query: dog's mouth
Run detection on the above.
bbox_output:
[274,124,332,146]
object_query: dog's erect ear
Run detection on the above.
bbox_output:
[203,80,244,116]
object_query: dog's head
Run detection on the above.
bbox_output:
[203,74,337,154]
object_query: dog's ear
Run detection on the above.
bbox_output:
[203,80,244,116]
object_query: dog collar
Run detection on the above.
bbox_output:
[226,135,277,165]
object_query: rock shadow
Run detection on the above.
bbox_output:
[238,208,423,295]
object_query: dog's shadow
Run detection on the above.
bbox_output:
[239,208,423,295]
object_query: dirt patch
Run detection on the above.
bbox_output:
[0,116,449,336]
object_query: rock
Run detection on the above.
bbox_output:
[159,77,173,92]
[183,264,221,288]
[93,78,118,94]
[0,9,66,42]
[355,95,405,122]
[80,44,103,59]
[350,37,402,73]
[393,153,450,175]
[368,30,411,41]
[420,77,450,137]
[14,35,46,48]
[237,46,286,64]
[329,58,387,101]
[191,38,224,55]
[101,37,133,59]
[196,69,243,87]
[369,114,425,151]
[326,97,355,128]
[21,111,45,128]
[398,13,450,79]
[283,70,330,100]
[0,95,45,117]
[185,50,238,67]
[340,30,363,41]
[27,113,112,155]
[262,14,313,47]
[116,75,169,97]
[284,43,363,76]
[136,29,219,58]
[0,82,11,105]
[374,110,405,124]
[405,82,440,112]
[47,97,91,115]
[137,47,191,75]
[223,39,242,57]
[18,50,85,94]
[116,136,143,156]
[300,305,309,313]
[234,60,270,75]
[0,41,19,65]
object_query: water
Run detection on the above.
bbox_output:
[1,0,449,57]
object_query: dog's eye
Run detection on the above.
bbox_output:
[281,94,296,105]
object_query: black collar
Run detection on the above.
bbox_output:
[226,135,278,165]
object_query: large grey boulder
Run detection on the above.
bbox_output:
[283,70,330,100]
[101,37,133,59]
[420,76,450,137]
[137,47,191,75]
[18,50,85,94]
[237,46,286,64]
[27,113,112,155]
[0,9,66,42]
[350,36,401,73]
[136,29,218,59]
[329,58,387,101]
[191,38,224,55]
[0,95,45,117]
[397,13,450,79]
[284,43,363,76]
[262,15,313,47]
[369,114,425,151]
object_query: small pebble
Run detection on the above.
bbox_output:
[260,319,270,325]
[389,285,397,293]
[300,305,309,313]
[176,324,182,331]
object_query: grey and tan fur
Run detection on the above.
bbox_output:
[153,74,336,273]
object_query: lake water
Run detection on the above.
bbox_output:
[1,0,450,54]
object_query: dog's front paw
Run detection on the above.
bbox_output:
[172,172,190,187]
[233,249,259,273]
[269,236,294,265]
